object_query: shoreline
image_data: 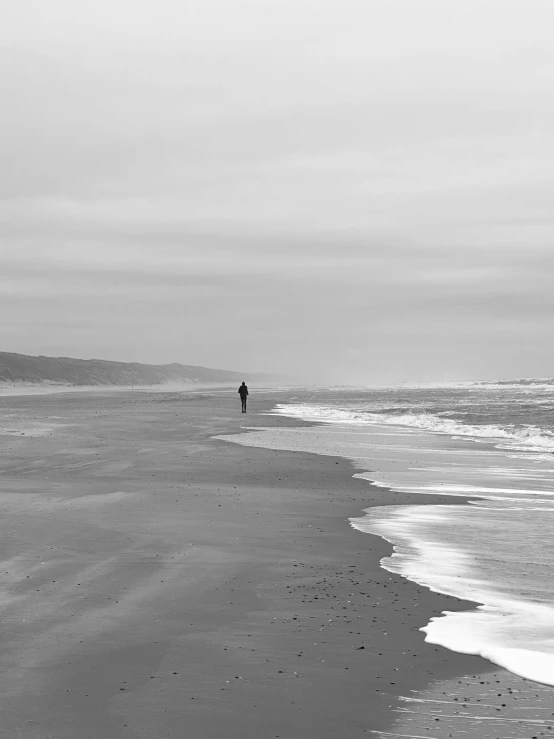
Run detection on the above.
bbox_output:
[219,402,554,734]
[0,388,548,737]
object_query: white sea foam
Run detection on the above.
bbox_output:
[350,505,554,686]
[273,403,554,453]
[423,609,554,686]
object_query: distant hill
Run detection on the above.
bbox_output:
[0,352,281,387]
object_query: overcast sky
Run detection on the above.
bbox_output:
[2,0,553,383]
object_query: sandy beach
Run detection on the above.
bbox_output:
[0,388,551,739]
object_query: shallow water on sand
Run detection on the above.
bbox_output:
[372,670,554,739]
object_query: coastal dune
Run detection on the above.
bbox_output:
[0,389,551,738]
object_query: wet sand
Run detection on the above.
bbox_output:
[0,389,551,738]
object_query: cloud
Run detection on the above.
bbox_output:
[1,0,554,380]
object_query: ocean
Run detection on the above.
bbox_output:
[219,381,554,687]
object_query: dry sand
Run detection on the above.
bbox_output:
[0,389,552,738]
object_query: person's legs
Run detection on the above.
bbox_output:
[241,398,247,413]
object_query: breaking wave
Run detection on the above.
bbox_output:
[273,404,554,453]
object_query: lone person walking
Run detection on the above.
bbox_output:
[238,381,249,413]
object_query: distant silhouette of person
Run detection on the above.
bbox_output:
[238,381,249,413]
